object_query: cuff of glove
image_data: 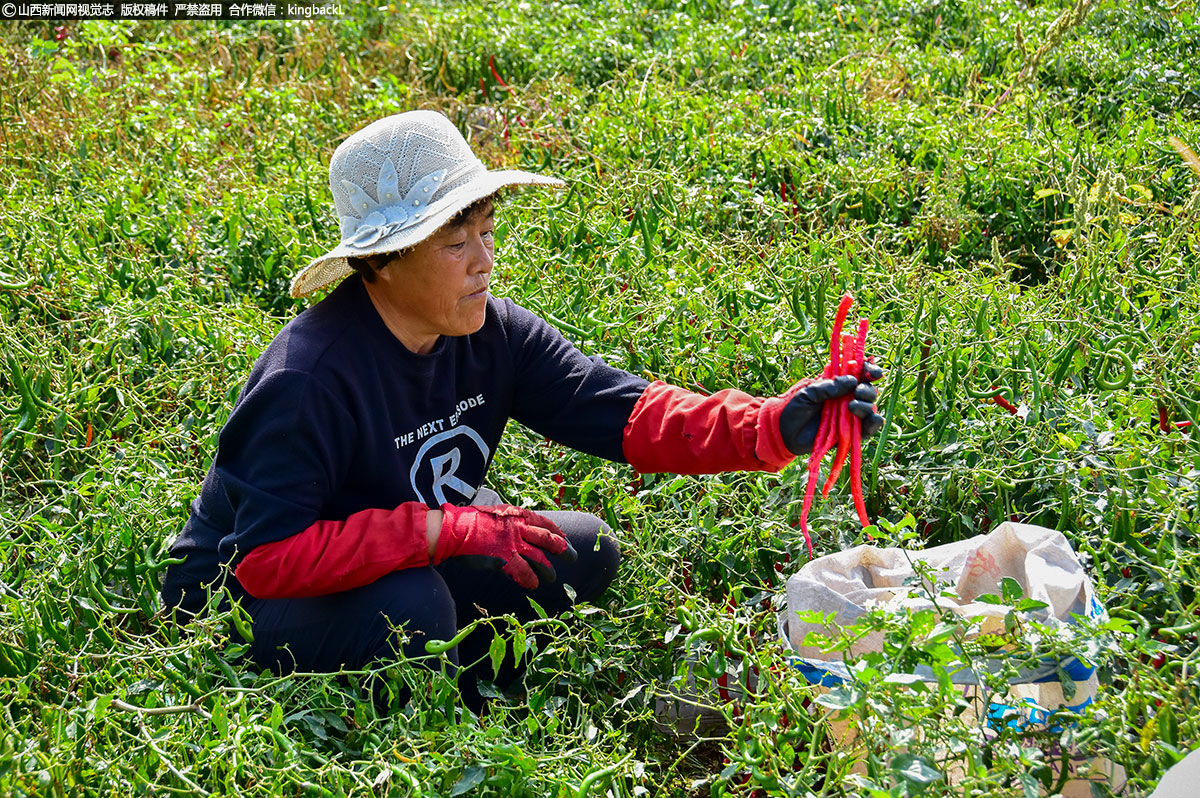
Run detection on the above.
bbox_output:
[233,502,435,600]
[755,381,809,467]
[433,503,517,564]
[624,381,794,474]
[430,503,461,565]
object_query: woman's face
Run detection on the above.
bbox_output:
[365,201,495,354]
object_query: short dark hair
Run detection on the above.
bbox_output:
[347,193,497,283]
[347,250,404,283]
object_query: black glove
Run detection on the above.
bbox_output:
[779,363,887,456]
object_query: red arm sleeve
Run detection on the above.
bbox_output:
[621,380,801,474]
[233,502,432,600]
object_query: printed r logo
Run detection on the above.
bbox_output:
[429,448,475,505]
[410,426,490,506]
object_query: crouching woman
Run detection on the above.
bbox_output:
[160,110,884,708]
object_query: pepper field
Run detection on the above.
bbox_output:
[1,1,1198,795]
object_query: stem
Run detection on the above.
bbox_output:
[112,699,211,719]
[138,720,211,796]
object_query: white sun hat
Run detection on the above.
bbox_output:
[290,109,566,298]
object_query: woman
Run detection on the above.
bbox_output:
[161,110,884,708]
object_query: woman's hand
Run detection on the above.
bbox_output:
[432,504,578,589]
[778,363,886,456]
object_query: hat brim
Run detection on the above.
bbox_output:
[289,169,565,298]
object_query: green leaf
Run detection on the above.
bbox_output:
[450,766,487,796]
[1033,188,1061,199]
[615,683,645,707]
[1001,577,1024,603]
[489,632,507,679]
[300,713,328,740]
[1056,664,1077,701]
[1102,618,1134,633]
[91,694,112,721]
[49,56,74,83]
[1158,704,1178,746]
[512,624,527,662]
[1017,771,1040,798]
[1129,183,1153,202]
[930,662,954,694]
[926,622,959,643]
[212,700,228,736]
[891,753,943,791]
[910,608,937,636]
[815,686,854,711]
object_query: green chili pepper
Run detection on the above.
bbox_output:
[686,627,723,644]
[229,601,255,643]
[1095,348,1133,391]
[424,619,483,655]
[959,361,1007,400]
[1023,339,1042,418]
[576,755,633,798]
[1049,340,1079,386]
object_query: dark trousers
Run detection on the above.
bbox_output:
[239,490,620,708]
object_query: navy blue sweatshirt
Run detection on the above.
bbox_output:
[162,275,648,613]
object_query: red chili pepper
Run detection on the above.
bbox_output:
[852,320,869,379]
[850,320,871,528]
[488,54,511,90]
[849,415,869,527]
[824,294,854,377]
[800,294,855,555]
[822,318,869,502]
[992,390,1018,415]
[1159,403,1171,433]
[820,334,856,496]
[799,414,836,558]
[717,672,731,703]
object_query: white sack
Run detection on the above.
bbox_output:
[784,522,1102,685]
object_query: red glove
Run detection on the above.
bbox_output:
[432,504,577,590]
[235,503,432,600]
[622,380,799,474]
[622,374,882,474]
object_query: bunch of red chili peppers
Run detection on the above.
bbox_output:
[798,293,872,558]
